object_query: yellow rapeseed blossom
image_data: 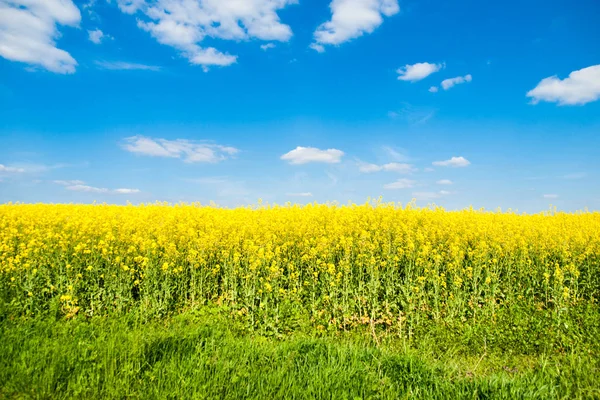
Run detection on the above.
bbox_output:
[0,202,598,330]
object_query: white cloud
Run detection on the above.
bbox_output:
[527,65,600,106]
[95,61,161,71]
[424,167,435,172]
[64,184,140,194]
[0,162,83,177]
[441,74,472,90]
[429,86,438,93]
[312,0,399,51]
[117,0,145,14]
[286,192,313,197]
[114,188,141,194]
[439,190,451,195]
[53,179,85,186]
[0,0,81,73]
[543,194,559,199]
[383,178,416,190]
[88,28,104,44]
[436,179,452,185]
[66,184,109,193]
[260,43,276,51]
[122,136,239,163]
[309,43,325,53]
[358,162,382,173]
[381,146,410,162]
[432,156,470,167]
[82,0,98,12]
[389,103,436,126]
[0,164,25,173]
[119,0,296,69]
[397,62,443,82]
[358,161,415,173]
[383,163,415,173]
[281,146,344,165]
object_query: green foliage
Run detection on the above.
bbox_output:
[1,310,599,399]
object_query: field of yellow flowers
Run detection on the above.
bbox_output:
[2,202,600,398]
[2,202,599,334]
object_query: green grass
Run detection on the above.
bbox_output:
[1,307,599,399]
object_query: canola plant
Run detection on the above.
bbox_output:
[1,202,599,333]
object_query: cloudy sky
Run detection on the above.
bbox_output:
[0,0,599,211]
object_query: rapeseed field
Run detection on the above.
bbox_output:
[2,202,600,398]
[2,202,598,331]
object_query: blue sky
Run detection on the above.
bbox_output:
[1,0,599,212]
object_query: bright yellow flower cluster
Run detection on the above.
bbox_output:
[1,202,599,329]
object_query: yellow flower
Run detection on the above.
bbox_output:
[0,202,598,327]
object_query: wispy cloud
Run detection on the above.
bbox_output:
[1,162,79,175]
[281,147,344,165]
[260,43,276,51]
[524,176,548,181]
[286,192,313,197]
[441,74,472,90]
[0,164,25,173]
[114,188,141,194]
[66,184,109,194]
[388,103,436,125]
[436,179,453,185]
[358,161,415,174]
[543,194,559,199]
[95,61,161,71]
[383,179,416,190]
[432,156,470,167]
[122,136,239,163]
[381,146,410,162]
[65,184,140,195]
[53,180,85,186]
[326,171,338,186]
[527,65,600,106]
